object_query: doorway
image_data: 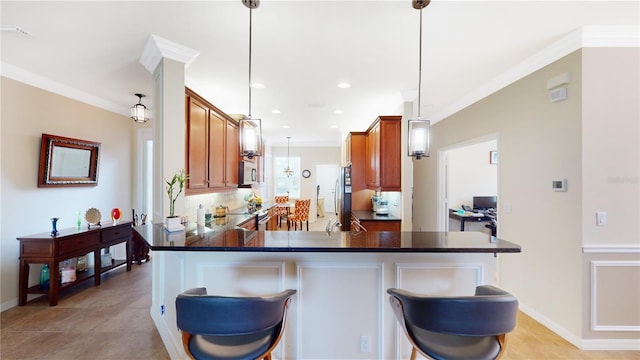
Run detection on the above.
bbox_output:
[437,134,498,232]
[135,128,153,219]
[315,164,340,220]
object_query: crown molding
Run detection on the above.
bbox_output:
[431,26,640,123]
[140,34,200,74]
[0,62,129,116]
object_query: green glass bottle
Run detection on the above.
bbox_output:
[39,264,50,291]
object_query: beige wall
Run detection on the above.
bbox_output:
[413,48,639,346]
[581,47,639,247]
[0,77,134,308]
[580,47,640,342]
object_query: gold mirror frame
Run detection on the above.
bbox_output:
[38,133,101,187]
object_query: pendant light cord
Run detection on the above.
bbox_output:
[248,7,253,118]
[287,137,291,168]
[417,5,423,120]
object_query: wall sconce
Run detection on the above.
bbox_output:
[239,0,262,159]
[408,119,430,159]
[130,93,149,123]
[239,117,262,159]
[408,0,431,160]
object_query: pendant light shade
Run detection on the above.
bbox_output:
[130,93,149,123]
[408,119,430,159]
[240,0,262,159]
[240,117,262,158]
[408,0,431,160]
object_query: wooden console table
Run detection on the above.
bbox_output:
[17,221,132,306]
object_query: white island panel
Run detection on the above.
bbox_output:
[150,251,499,359]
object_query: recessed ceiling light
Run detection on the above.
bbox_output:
[337,82,351,89]
[272,109,281,114]
[331,125,339,129]
[334,110,343,115]
[251,83,265,89]
[282,125,290,129]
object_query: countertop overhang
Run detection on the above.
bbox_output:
[134,223,521,254]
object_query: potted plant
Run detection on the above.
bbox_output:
[165,169,188,230]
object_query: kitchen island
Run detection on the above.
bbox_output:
[135,223,520,359]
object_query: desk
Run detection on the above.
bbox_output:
[449,211,492,231]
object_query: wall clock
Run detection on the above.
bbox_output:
[302,169,311,178]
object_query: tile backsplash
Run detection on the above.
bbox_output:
[185,188,256,221]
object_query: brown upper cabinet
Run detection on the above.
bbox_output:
[185,87,239,194]
[365,116,401,191]
[345,131,367,192]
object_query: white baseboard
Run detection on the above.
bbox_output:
[520,303,640,351]
[519,303,583,348]
[150,302,182,359]
[0,298,18,313]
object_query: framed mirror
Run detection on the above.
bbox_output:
[38,133,101,187]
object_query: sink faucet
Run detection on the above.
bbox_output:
[326,219,342,237]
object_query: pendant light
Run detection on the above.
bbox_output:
[284,137,293,177]
[130,93,149,123]
[408,0,431,160]
[239,0,262,159]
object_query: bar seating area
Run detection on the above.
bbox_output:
[175,288,297,360]
[387,286,519,360]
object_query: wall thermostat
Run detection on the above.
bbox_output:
[552,179,567,192]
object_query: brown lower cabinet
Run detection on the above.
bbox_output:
[358,219,401,232]
[237,217,257,231]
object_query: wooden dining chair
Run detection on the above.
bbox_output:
[288,199,311,231]
[274,195,289,228]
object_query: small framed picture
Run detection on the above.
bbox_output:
[490,151,498,164]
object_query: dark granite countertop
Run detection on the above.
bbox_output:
[352,210,401,221]
[133,223,521,254]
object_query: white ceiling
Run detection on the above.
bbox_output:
[1,1,638,146]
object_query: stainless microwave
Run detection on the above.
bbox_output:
[239,161,257,186]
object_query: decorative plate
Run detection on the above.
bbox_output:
[302,169,311,178]
[85,207,101,225]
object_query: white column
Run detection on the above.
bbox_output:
[139,35,199,223]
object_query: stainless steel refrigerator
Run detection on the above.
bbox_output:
[334,165,352,231]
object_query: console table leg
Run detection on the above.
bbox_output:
[94,250,101,286]
[18,260,28,306]
[49,260,59,306]
[126,237,132,271]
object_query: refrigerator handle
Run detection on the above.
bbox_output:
[334,178,339,216]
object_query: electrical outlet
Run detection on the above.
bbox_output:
[596,212,607,226]
[360,335,372,353]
